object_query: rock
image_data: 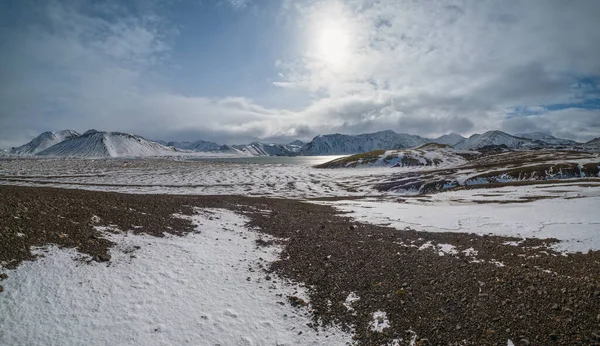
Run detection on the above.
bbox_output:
[97,253,111,262]
[0,285,3,293]
[0,273,7,280]
[520,338,530,345]
[288,296,308,307]
[265,275,272,281]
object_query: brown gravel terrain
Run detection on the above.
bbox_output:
[1,185,600,345]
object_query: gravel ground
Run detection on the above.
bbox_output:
[1,185,600,345]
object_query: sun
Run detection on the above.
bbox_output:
[316,20,351,66]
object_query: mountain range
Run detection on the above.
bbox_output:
[6,129,598,158]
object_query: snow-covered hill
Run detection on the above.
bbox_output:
[10,130,80,155]
[317,143,470,169]
[514,132,578,146]
[300,130,429,155]
[288,140,305,147]
[37,130,177,158]
[454,131,541,150]
[223,142,302,156]
[585,137,600,149]
[163,140,221,152]
[432,133,466,146]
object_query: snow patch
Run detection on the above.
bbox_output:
[437,243,458,256]
[462,247,478,257]
[343,292,360,312]
[0,208,351,345]
[369,310,390,332]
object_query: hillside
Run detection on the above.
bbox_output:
[585,137,600,148]
[316,143,469,169]
[225,142,302,156]
[514,132,578,146]
[432,133,465,146]
[163,140,221,152]
[37,130,176,158]
[300,130,429,155]
[454,130,541,150]
[10,130,79,155]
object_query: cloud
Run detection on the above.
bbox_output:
[273,0,600,139]
[1,0,599,148]
[225,0,251,10]
[501,108,600,142]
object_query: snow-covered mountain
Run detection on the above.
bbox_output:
[585,137,600,148]
[222,142,302,156]
[454,130,541,150]
[432,133,466,146]
[514,132,579,146]
[37,130,177,158]
[317,143,470,169]
[10,130,80,155]
[300,130,429,155]
[162,140,221,152]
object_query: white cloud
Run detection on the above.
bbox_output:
[226,0,251,10]
[1,0,599,148]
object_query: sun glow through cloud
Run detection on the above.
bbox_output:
[316,20,351,65]
[307,1,355,70]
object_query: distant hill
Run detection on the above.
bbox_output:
[37,130,176,158]
[454,130,542,150]
[300,130,429,155]
[514,132,579,146]
[10,130,79,154]
[162,140,221,152]
[431,133,466,146]
[316,143,469,169]
[222,142,302,156]
[585,137,600,148]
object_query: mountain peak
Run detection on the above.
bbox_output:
[37,131,174,158]
[455,130,539,150]
[10,129,80,155]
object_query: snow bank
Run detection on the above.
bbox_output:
[0,209,350,346]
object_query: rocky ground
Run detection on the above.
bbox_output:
[2,185,600,345]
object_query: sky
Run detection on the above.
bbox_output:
[1,0,600,147]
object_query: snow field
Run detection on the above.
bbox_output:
[322,184,600,253]
[0,208,351,346]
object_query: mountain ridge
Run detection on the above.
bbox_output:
[7,129,597,158]
[37,130,176,158]
[10,130,80,155]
